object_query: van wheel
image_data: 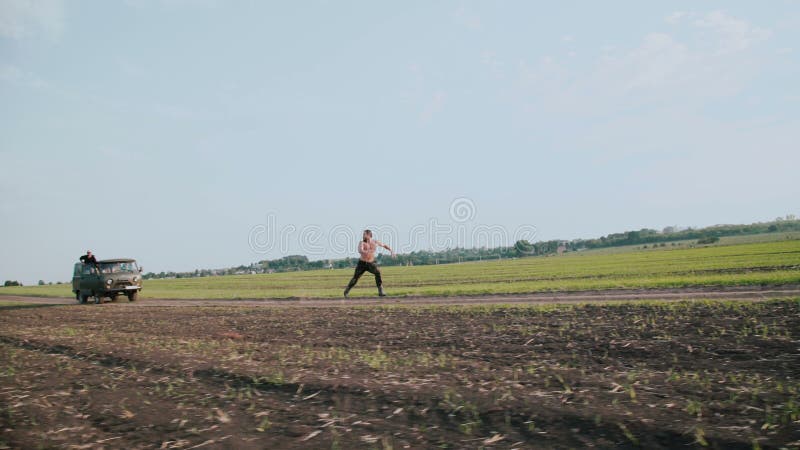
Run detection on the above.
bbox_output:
[75,292,80,302]
[80,293,89,304]
[93,294,102,304]
[127,291,138,302]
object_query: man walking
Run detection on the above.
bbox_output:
[344,229,394,298]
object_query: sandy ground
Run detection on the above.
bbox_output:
[2,284,799,307]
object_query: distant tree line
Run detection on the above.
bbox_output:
[571,217,800,250]
[138,217,800,280]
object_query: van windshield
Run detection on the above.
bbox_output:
[98,262,139,274]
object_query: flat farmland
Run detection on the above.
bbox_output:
[3,240,800,300]
[2,239,799,448]
[0,298,798,449]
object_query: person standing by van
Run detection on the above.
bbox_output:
[80,250,97,266]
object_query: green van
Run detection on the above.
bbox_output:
[72,259,143,304]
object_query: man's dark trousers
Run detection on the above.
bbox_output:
[347,260,382,290]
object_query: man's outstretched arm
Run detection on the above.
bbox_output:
[378,241,395,257]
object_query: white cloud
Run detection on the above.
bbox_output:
[0,64,49,88]
[480,50,505,78]
[123,0,219,9]
[420,91,446,123]
[508,10,774,120]
[667,10,771,54]
[0,64,23,81]
[665,11,688,25]
[453,6,482,31]
[624,33,690,90]
[695,11,771,54]
[0,0,64,40]
[116,57,150,79]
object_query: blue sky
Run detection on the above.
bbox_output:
[1,1,799,284]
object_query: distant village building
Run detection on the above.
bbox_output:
[557,243,567,255]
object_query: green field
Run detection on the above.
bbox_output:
[2,239,799,299]
[570,231,800,256]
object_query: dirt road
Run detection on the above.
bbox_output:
[2,284,799,307]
